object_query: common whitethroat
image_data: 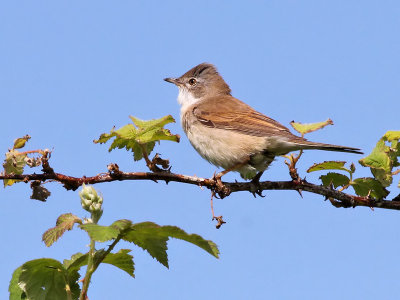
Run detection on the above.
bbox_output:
[164,63,362,181]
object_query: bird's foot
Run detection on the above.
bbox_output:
[249,171,265,198]
[211,171,231,198]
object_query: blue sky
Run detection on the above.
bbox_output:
[1,1,400,299]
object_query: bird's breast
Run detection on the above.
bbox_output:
[181,109,269,169]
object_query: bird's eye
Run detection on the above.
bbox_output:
[188,78,197,86]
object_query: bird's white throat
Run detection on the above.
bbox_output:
[177,88,201,112]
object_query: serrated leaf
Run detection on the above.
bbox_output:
[123,222,219,268]
[94,115,179,162]
[123,222,169,267]
[18,258,78,300]
[351,177,389,199]
[3,150,27,187]
[13,135,31,150]
[307,161,350,173]
[95,127,116,144]
[320,172,350,188]
[9,266,26,300]
[290,119,333,135]
[79,219,132,242]
[158,225,220,258]
[67,270,81,300]
[42,213,82,247]
[102,249,135,277]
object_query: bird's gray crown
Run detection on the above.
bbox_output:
[167,63,232,99]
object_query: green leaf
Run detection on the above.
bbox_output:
[13,135,31,150]
[63,252,93,297]
[358,132,400,187]
[9,266,26,300]
[129,115,175,130]
[123,222,219,268]
[111,219,134,231]
[79,219,132,242]
[307,161,350,173]
[80,224,119,242]
[102,249,135,277]
[3,150,27,187]
[63,250,134,278]
[371,168,393,187]
[158,225,220,258]
[351,177,389,199]
[290,119,333,135]
[359,139,391,172]
[389,139,400,167]
[42,213,82,247]
[320,172,350,188]
[124,222,169,267]
[18,258,78,300]
[94,115,179,162]
[383,131,400,141]
[63,252,88,273]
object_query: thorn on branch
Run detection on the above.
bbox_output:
[393,193,400,202]
[296,189,303,198]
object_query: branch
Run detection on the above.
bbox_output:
[1,167,400,211]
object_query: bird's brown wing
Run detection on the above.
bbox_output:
[192,95,298,139]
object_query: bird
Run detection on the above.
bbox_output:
[164,63,362,182]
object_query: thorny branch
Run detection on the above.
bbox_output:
[1,164,400,211]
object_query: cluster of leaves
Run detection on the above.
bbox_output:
[290,121,399,200]
[2,115,180,202]
[305,131,400,200]
[2,135,51,200]
[94,115,180,171]
[9,187,219,300]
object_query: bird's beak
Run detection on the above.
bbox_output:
[164,77,180,85]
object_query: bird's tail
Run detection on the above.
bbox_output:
[298,141,363,154]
